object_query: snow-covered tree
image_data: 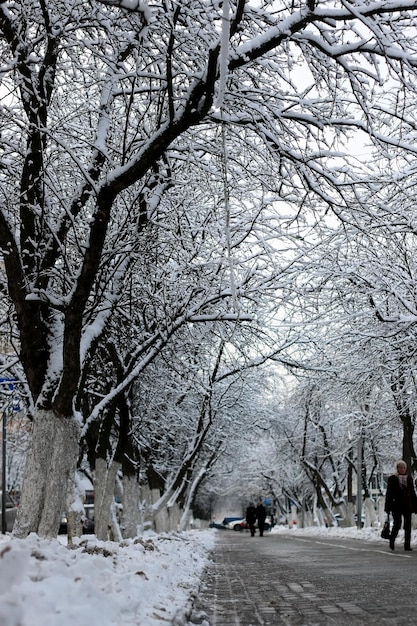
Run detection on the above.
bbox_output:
[2,0,417,538]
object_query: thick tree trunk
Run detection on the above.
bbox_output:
[13,409,80,538]
[153,501,181,532]
[179,505,193,532]
[66,472,86,545]
[94,457,121,540]
[363,497,376,527]
[121,475,142,538]
[178,464,209,531]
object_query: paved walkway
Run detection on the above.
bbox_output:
[184,529,412,626]
[186,530,341,626]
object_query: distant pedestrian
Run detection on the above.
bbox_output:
[246,504,257,536]
[384,459,417,551]
[256,501,267,537]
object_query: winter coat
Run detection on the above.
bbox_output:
[256,504,266,524]
[246,506,257,524]
[384,474,417,515]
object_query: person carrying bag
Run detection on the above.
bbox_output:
[381,514,391,540]
[384,459,417,551]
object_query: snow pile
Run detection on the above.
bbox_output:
[0,530,215,626]
[271,522,407,545]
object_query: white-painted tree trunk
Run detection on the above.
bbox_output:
[290,504,299,526]
[346,501,355,526]
[144,488,180,532]
[110,499,123,542]
[179,507,193,531]
[304,510,314,527]
[178,464,208,531]
[152,488,170,532]
[167,503,181,531]
[13,409,80,538]
[363,497,376,527]
[66,472,84,545]
[121,475,143,538]
[377,496,386,525]
[94,457,121,541]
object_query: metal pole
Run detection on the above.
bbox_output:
[1,409,6,534]
[357,434,363,530]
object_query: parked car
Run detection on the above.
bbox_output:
[59,512,68,535]
[228,518,247,531]
[222,516,242,527]
[82,503,95,534]
[0,491,18,532]
[229,516,272,532]
[59,505,95,535]
[209,516,243,530]
[209,520,229,530]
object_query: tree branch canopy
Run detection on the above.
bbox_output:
[2,0,417,537]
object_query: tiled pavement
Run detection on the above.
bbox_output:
[183,530,407,626]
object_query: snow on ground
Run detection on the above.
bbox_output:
[0,523,405,626]
[0,529,216,626]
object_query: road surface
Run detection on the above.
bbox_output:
[186,529,417,625]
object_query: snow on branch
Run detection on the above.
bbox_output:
[214,0,230,110]
[94,0,153,21]
[188,314,253,322]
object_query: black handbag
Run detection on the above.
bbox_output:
[381,516,391,539]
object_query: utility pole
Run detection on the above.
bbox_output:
[357,434,363,530]
[0,378,17,534]
[1,408,6,534]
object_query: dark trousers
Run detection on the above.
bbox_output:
[391,511,412,548]
[249,523,256,536]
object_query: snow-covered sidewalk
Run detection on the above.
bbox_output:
[0,529,216,626]
[0,523,407,626]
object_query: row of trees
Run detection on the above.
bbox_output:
[2,0,417,538]
[200,186,417,525]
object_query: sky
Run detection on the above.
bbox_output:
[0,522,402,626]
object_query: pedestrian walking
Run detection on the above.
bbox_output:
[256,501,267,537]
[384,459,417,551]
[246,504,257,536]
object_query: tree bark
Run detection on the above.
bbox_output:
[94,457,121,541]
[121,475,143,538]
[13,409,79,538]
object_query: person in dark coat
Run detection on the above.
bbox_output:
[256,501,267,537]
[384,459,417,551]
[245,504,257,536]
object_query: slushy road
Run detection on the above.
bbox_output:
[187,529,417,625]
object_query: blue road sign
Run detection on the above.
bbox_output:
[0,378,15,390]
